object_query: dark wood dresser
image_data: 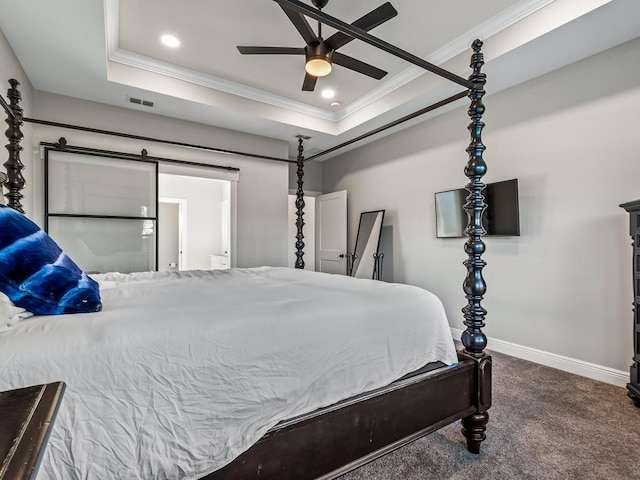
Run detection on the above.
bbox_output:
[620,200,640,407]
[0,382,65,479]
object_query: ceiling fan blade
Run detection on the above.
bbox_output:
[237,46,305,55]
[325,2,397,50]
[302,73,318,91]
[278,4,318,45]
[333,52,387,80]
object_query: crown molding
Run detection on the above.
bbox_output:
[105,1,336,121]
[108,48,337,121]
[105,0,558,124]
[337,0,559,121]
[104,0,118,57]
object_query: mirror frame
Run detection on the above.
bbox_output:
[350,209,385,280]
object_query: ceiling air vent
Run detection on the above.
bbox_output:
[127,96,155,108]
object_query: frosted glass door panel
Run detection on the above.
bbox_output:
[48,217,156,274]
[48,151,156,217]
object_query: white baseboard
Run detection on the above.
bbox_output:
[450,328,628,388]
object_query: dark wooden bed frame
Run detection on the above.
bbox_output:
[1,2,491,478]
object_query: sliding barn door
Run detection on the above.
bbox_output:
[45,148,157,274]
[316,190,347,274]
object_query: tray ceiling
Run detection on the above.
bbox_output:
[0,0,638,159]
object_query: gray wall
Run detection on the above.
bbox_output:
[26,91,289,268]
[289,158,323,193]
[322,38,640,373]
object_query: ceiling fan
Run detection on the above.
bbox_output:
[237,0,397,91]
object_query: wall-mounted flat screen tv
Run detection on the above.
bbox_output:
[435,178,520,238]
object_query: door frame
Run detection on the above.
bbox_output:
[316,190,347,274]
[159,197,187,270]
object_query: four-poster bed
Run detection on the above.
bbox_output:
[0,2,491,478]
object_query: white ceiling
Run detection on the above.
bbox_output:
[1,0,639,160]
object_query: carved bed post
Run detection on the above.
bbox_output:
[294,137,305,269]
[4,79,25,212]
[460,39,492,454]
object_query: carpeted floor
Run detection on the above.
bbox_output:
[338,351,640,480]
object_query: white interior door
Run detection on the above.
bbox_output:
[158,202,180,271]
[158,197,187,271]
[316,190,347,274]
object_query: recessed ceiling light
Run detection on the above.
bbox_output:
[321,89,335,99]
[330,101,341,108]
[161,35,180,48]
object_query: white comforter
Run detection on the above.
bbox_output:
[0,267,457,480]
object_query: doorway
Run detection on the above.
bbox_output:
[316,190,347,274]
[158,174,232,271]
[288,191,347,273]
[158,197,187,271]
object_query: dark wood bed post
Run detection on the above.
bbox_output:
[294,137,305,269]
[4,79,25,213]
[460,39,492,454]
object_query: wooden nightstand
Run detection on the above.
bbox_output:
[0,382,65,479]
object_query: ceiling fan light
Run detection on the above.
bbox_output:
[305,57,332,77]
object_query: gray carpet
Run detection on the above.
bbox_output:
[338,351,640,480]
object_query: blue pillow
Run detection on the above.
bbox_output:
[0,205,102,315]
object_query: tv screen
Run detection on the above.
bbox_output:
[435,179,520,238]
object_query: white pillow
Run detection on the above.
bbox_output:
[0,290,33,332]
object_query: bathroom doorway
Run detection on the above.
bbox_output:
[158,174,232,271]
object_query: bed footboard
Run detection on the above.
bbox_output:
[204,357,479,480]
[460,352,492,454]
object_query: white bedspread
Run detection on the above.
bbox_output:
[0,267,457,479]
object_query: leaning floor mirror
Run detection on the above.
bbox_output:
[350,210,385,280]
